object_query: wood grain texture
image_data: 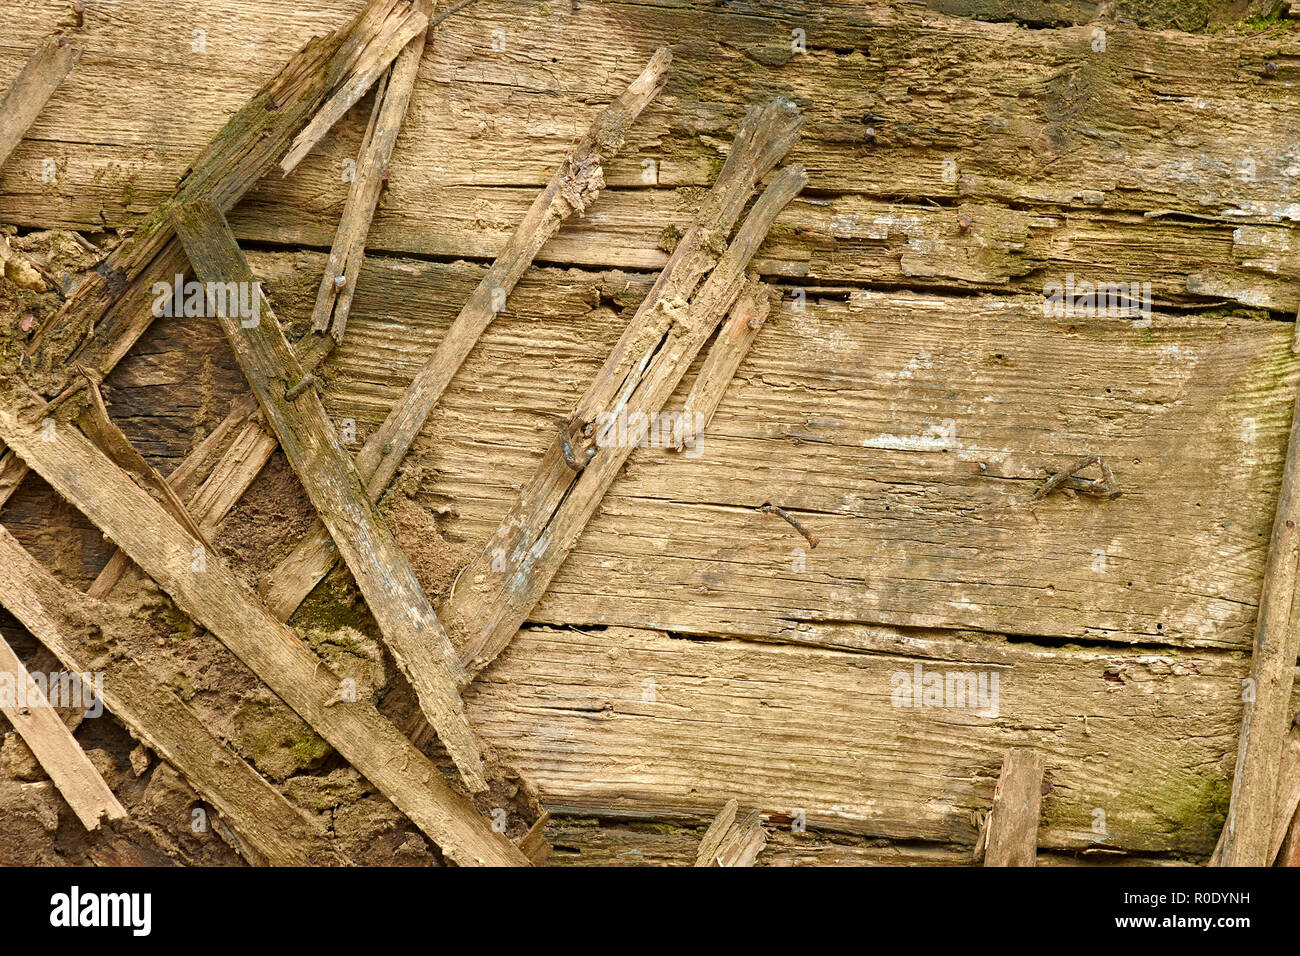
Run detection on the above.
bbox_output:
[978,748,1044,866]
[171,199,486,792]
[0,384,527,865]
[464,624,1298,856]
[0,526,348,865]
[0,34,80,171]
[0,631,125,831]
[228,251,1300,652]
[1218,372,1300,865]
[443,104,806,683]
[260,46,672,621]
[1,1,1296,311]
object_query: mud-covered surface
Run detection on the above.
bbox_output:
[0,230,543,866]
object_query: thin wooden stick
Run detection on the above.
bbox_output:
[0,384,528,866]
[0,632,125,832]
[311,0,439,342]
[23,0,399,391]
[443,164,806,686]
[694,799,765,866]
[0,35,81,172]
[976,748,1044,867]
[172,199,487,792]
[671,277,772,451]
[1216,374,1300,866]
[0,526,348,865]
[279,3,430,175]
[258,47,673,620]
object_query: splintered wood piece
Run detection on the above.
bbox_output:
[715,810,767,866]
[516,810,552,866]
[695,800,766,866]
[0,631,125,832]
[1216,376,1300,866]
[978,749,1044,867]
[258,47,673,621]
[279,3,430,175]
[694,798,738,865]
[671,277,772,451]
[171,199,486,793]
[1268,719,1300,864]
[0,450,25,510]
[0,35,81,171]
[23,0,399,393]
[0,526,348,865]
[0,385,528,866]
[445,163,807,684]
[75,372,208,545]
[564,96,803,458]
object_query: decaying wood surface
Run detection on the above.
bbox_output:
[260,45,672,621]
[445,100,806,680]
[976,749,1044,866]
[1217,370,1300,866]
[278,1,431,176]
[172,199,486,792]
[211,252,1294,653]
[671,277,771,451]
[3,2,1297,311]
[694,798,767,866]
[459,624,1300,856]
[1269,721,1300,865]
[0,526,348,865]
[0,34,80,172]
[0,385,527,865]
[0,631,125,832]
[311,0,432,341]
[20,0,401,391]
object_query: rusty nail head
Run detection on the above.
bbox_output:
[958,215,971,230]
[333,275,347,290]
[1265,61,1279,76]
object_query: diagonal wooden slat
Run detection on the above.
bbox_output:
[0,383,528,866]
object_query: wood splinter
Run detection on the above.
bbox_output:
[694,798,767,866]
[975,748,1044,867]
[1032,454,1121,501]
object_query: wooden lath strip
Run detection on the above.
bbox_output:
[23,0,402,390]
[670,276,772,451]
[172,199,487,793]
[1216,354,1300,866]
[0,526,348,865]
[0,34,81,172]
[975,749,1044,867]
[0,385,527,866]
[311,0,433,342]
[445,163,807,683]
[0,632,125,832]
[278,1,431,175]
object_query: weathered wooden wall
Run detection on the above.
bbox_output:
[3,0,1299,863]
